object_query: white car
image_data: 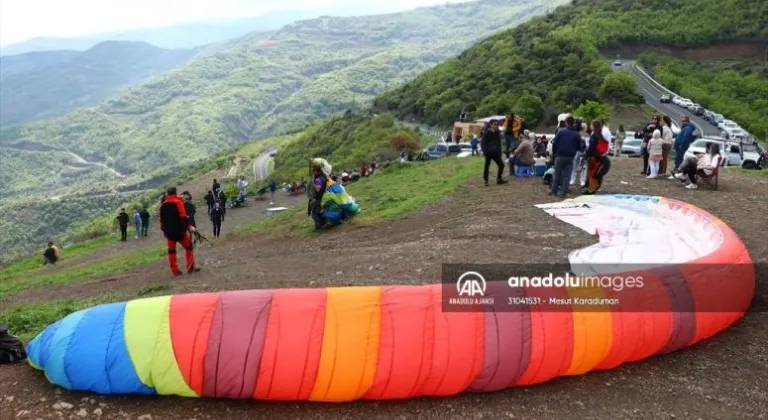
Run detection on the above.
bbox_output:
[620,138,643,157]
[718,120,740,132]
[679,99,694,108]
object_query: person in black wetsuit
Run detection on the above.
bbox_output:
[182,191,197,228]
[116,208,129,241]
[210,201,225,238]
[480,119,507,187]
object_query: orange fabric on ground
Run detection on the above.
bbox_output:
[515,287,574,386]
[365,285,435,400]
[564,287,613,375]
[253,289,327,401]
[309,287,381,402]
[169,293,220,396]
[416,285,485,397]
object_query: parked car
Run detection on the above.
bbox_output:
[711,113,724,126]
[702,110,715,122]
[620,138,644,157]
[740,142,763,169]
[678,98,694,108]
[691,105,705,116]
[659,94,671,103]
[422,142,463,160]
[672,96,683,106]
[613,60,622,67]
[718,120,740,132]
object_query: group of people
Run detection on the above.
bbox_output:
[547,116,612,197]
[116,207,150,241]
[641,114,718,189]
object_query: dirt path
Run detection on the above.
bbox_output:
[2,158,767,419]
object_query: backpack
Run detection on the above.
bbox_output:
[160,201,185,241]
[0,324,26,365]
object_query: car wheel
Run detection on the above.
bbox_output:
[742,161,757,170]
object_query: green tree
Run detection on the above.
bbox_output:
[574,100,611,123]
[598,72,643,104]
[513,93,545,128]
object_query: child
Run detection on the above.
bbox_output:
[647,129,663,178]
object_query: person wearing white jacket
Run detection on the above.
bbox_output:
[660,115,674,175]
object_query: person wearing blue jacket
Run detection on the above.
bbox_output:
[672,116,697,175]
[550,116,583,198]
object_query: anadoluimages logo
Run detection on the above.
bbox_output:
[456,271,487,297]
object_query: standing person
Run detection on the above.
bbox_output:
[160,187,198,276]
[550,116,582,198]
[670,116,697,178]
[210,201,225,238]
[641,116,662,175]
[268,179,278,205]
[600,119,613,155]
[237,176,248,198]
[133,209,142,240]
[308,159,330,230]
[139,208,150,237]
[371,159,378,174]
[470,135,479,156]
[584,120,612,194]
[212,179,221,195]
[399,150,406,163]
[660,115,673,175]
[503,113,521,158]
[182,191,197,228]
[43,242,60,265]
[571,121,589,189]
[614,125,626,157]
[480,119,507,187]
[217,188,227,216]
[204,190,215,215]
[116,208,129,242]
[647,129,664,178]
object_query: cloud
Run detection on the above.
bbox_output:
[0,0,465,46]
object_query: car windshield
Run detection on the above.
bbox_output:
[625,139,642,146]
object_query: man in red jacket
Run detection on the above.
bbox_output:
[159,187,200,276]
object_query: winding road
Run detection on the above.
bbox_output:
[252,150,274,181]
[620,60,721,137]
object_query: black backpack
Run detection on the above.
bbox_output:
[0,324,26,364]
[160,201,186,241]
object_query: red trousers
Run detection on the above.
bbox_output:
[167,232,195,274]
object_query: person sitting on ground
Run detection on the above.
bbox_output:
[674,142,721,190]
[43,242,60,265]
[341,171,350,184]
[160,186,199,276]
[533,136,547,157]
[508,133,535,175]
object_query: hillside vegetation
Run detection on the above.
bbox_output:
[638,54,768,139]
[376,0,767,126]
[1,42,200,125]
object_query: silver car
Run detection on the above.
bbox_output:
[620,138,643,157]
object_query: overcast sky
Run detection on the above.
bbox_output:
[0,0,464,46]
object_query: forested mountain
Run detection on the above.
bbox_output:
[376,0,768,127]
[0,0,564,258]
[0,2,461,55]
[1,42,200,125]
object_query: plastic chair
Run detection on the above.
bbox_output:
[516,165,534,177]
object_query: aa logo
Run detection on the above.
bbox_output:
[457,271,486,297]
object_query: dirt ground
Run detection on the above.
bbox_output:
[2,157,767,420]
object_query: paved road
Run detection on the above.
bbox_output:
[252,150,274,181]
[620,60,722,137]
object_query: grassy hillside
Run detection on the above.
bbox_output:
[0,41,200,125]
[376,0,767,126]
[637,54,768,139]
[0,0,563,257]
